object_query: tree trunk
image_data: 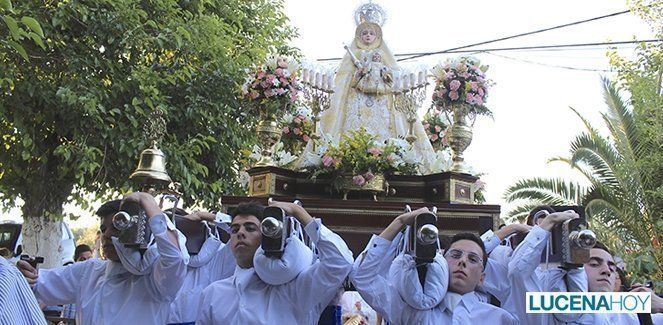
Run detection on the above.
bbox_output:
[21,215,63,269]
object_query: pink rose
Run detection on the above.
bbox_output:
[322,155,334,167]
[363,172,375,182]
[275,68,283,76]
[470,81,478,91]
[367,147,383,156]
[293,117,302,124]
[430,134,439,141]
[465,93,475,104]
[302,134,310,142]
[449,91,459,101]
[423,122,430,129]
[293,127,301,135]
[277,57,288,68]
[352,175,366,186]
[257,72,265,79]
[449,79,461,91]
[478,88,484,96]
[264,89,274,97]
[476,96,484,105]
[275,88,285,95]
[282,126,290,134]
[474,179,486,189]
[434,125,442,132]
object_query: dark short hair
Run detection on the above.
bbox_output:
[74,244,92,259]
[592,241,613,256]
[231,201,265,221]
[96,199,141,218]
[96,200,121,218]
[526,205,555,226]
[448,232,488,269]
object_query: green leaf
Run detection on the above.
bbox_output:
[2,15,20,40]
[0,0,11,11]
[7,40,28,61]
[21,16,43,37]
[28,32,45,49]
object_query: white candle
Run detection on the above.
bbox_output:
[327,73,334,90]
[302,69,309,84]
[321,73,328,90]
[402,74,410,91]
[409,72,416,88]
[315,72,322,88]
[308,69,315,84]
[418,70,425,85]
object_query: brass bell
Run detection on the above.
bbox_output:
[130,144,172,187]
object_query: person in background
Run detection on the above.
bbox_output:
[74,244,93,262]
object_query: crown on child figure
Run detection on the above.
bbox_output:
[354,1,386,27]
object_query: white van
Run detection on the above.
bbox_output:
[0,220,76,265]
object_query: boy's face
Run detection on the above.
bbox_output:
[229,214,263,268]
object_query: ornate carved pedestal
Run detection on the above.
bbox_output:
[231,166,500,257]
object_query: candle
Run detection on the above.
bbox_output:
[327,73,334,90]
[418,70,425,85]
[402,74,410,91]
[315,72,322,88]
[321,73,328,90]
[302,69,309,84]
[409,72,416,88]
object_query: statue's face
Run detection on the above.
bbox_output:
[360,27,377,45]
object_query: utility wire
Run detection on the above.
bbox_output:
[316,39,661,62]
[436,39,662,55]
[396,9,634,61]
[316,9,634,62]
[485,52,613,72]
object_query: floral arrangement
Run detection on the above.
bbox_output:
[472,179,486,204]
[430,56,493,117]
[281,105,315,154]
[312,128,417,185]
[422,108,450,151]
[241,55,301,117]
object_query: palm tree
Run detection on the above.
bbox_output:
[503,77,661,281]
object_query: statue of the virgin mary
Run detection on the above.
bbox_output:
[301,2,436,171]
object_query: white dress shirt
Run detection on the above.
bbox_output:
[352,235,518,325]
[507,225,587,324]
[196,219,353,324]
[167,236,235,324]
[0,257,46,325]
[32,213,187,325]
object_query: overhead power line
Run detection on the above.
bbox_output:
[316,9,636,62]
[436,39,662,55]
[396,9,633,62]
[316,39,661,62]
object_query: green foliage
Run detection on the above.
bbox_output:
[0,0,45,63]
[503,75,662,285]
[0,0,297,218]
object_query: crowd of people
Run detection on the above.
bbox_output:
[0,192,661,324]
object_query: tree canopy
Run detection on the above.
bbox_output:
[0,0,297,219]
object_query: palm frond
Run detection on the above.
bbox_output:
[504,177,585,205]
